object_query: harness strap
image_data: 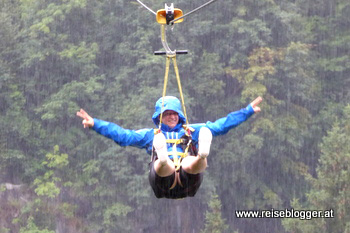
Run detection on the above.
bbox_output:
[169,139,189,172]
[158,54,189,129]
[170,171,183,189]
[172,143,180,172]
[172,56,189,126]
[166,139,185,144]
[158,56,171,129]
[154,53,192,185]
[167,151,187,156]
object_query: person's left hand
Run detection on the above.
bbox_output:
[250,96,263,113]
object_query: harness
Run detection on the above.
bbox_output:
[151,126,197,189]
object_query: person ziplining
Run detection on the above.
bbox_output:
[77,97,262,199]
[76,1,263,199]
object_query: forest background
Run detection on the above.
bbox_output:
[0,0,349,232]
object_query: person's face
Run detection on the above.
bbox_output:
[161,110,179,128]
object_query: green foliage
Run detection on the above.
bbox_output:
[0,0,349,232]
[202,194,229,233]
[33,173,60,198]
[19,217,54,233]
[33,146,69,198]
[42,145,69,168]
[283,105,350,233]
[102,203,134,232]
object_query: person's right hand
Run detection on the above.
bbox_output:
[250,96,263,113]
[76,109,94,128]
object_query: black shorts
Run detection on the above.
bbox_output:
[149,161,204,199]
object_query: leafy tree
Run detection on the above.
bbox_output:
[19,217,54,233]
[216,41,318,232]
[201,194,229,233]
[283,105,350,233]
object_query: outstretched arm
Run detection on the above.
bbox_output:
[76,109,94,128]
[76,109,154,149]
[192,96,263,137]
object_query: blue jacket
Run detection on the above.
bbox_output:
[92,96,255,157]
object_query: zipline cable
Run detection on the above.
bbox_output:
[136,0,156,15]
[170,0,219,24]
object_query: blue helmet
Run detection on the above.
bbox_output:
[152,96,186,126]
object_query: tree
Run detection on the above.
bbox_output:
[202,194,229,233]
[283,105,350,233]
[19,217,54,233]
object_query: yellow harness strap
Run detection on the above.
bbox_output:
[165,138,187,172]
[165,139,185,144]
[158,54,189,129]
[156,46,192,173]
[172,56,189,126]
[158,56,171,129]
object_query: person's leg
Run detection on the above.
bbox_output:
[182,127,212,174]
[149,161,175,198]
[179,168,204,197]
[154,159,175,177]
[197,127,212,158]
[153,132,175,177]
[181,155,207,174]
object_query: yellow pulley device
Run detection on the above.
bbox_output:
[156,3,184,25]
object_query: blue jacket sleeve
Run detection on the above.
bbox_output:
[92,119,154,149]
[191,104,255,138]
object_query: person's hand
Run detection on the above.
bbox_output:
[76,109,94,128]
[250,96,263,113]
